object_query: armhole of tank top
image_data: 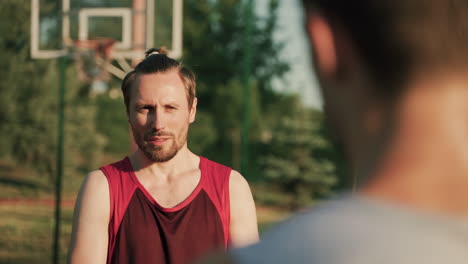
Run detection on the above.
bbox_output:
[225,168,232,248]
[99,165,116,264]
[200,157,232,248]
[100,166,114,224]
[100,159,139,263]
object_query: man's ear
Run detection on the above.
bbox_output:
[189,97,197,123]
[305,13,338,77]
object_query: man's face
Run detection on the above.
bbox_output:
[128,70,196,162]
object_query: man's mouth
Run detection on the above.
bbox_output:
[147,136,171,145]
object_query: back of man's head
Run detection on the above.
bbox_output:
[303,0,468,97]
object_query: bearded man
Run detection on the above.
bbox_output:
[69,48,259,264]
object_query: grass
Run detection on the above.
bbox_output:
[0,160,52,200]
[0,160,76,263]
[257,205,291,233]
[0,204,73,264]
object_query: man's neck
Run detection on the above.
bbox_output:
[358,73,468,216]
[129,146,199,180]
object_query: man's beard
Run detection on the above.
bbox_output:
[132,129,184,162]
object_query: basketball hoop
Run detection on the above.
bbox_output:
[72,38,116,83]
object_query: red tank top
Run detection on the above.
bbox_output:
[100,156,231,264]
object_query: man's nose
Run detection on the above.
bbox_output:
[150,109,166,130]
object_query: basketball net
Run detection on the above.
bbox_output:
[72,38,116,84]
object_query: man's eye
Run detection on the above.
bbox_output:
[138,106,151,112]
[166,106,177,110]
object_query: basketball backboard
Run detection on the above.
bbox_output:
[31,0,183,60]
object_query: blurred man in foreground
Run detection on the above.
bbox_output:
[69,48,258,264]
[229,0,468,263]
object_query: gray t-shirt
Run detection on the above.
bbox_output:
[232,194,468,264]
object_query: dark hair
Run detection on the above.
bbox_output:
[303,0,468,96]
[121,47,196,114]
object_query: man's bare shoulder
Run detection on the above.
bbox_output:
[69,169,110,263]
[229,170,250,191]
[228,169,259,247]
[75,169,110,210]
[88,169,106,178]
[83,169,108,192]
[228,169,254,203]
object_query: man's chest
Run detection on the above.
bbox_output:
[137,171,202,208]
[111,189,226,264]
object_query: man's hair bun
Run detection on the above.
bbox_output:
[144,46,169,57]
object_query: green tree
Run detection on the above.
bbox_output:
[183,0,289,171]
[0,0,105,185]
[260,96,339,209]
[0,0,58,176]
